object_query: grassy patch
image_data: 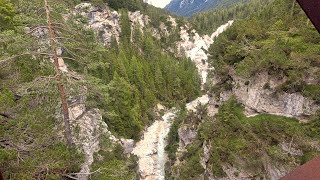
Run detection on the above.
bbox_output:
[303,84,320,103]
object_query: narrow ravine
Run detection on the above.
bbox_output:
[132,21,233,180]
[156,111,177,179]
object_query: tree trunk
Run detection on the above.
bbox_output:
[44,0,73,146]
[0,170,4,180]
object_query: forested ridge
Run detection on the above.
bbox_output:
[191,0,273,34]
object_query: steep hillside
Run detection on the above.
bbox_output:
[165,0,320,179]
[165,0,245,17]
[191,0,273,34]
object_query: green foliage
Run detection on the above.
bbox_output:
[179,141,205,179]
[0,0,16,31]
[119,9,131,45]
[0,88,15,111]
[166,110,187,161]
[171,97,320,179]
[64,0,200,142]
[106,0,143,11]
[89,0,105,6]
[0,81,83,179]
[82,29,201,139]
[191,0,273,35]
[106,73,143,139]
[0,0,138,177]
[0,0,199,177]
[177,97,320,178]
[304,110,320,139]
[90,135,138,179]
[166,105,208,179]
[208,0,320,96]
[302,85,320,103]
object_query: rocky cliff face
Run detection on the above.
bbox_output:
[65,83,122,180]
[177,20,234,88]
[218,72,319,120]
[74,3,121,45]
[73,3,179,47]
[68,91,104,180]
[74,3,150,46]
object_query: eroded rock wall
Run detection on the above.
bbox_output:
[228,72,319,119]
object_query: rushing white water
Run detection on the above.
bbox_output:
[132,21,233,180]
[178,20,234,89]
[132,109,177,179]
[156,112,177,180]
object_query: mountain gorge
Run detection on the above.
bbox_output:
[0,0,320,179]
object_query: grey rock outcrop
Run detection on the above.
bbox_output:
[263,158,288,180]
[120,138,135,154]
[176,21,234,88]
[67,86,128,180]
[74,3,121,45]
[231,72,319,119]
[200,141,211,170]
[68,89,106,180]
[74,3,150,46]
[178,126,197,148]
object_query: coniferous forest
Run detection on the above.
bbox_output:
[0,0,320,179]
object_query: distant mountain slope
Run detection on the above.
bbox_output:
[165,0,244,17]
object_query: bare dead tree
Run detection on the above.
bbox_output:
[44,0,73,146]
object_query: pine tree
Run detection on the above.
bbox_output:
[106,72,142,139]
[132,24,143,48]
[154,65,167,101]
[114,49,129,79]
[44,0,73,146]
[129,56,145,91]
[110,35,118,53]
[142,33,155,59]
[119,8,131,44]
